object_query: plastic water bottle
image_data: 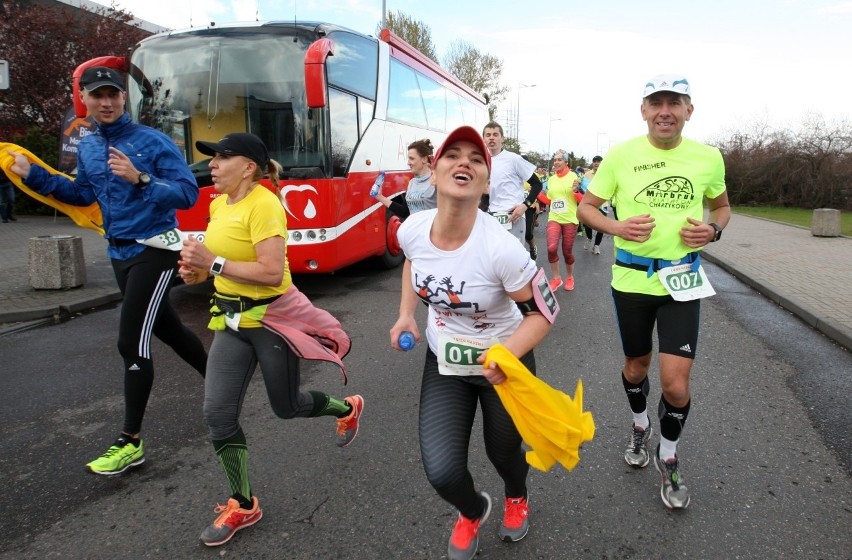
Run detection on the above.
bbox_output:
[398,331,415,351]
[369,171,385,198]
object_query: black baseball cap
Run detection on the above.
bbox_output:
[196,133,269,167]
[80,66,125,92]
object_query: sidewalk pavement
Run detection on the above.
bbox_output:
[1,214,850,351]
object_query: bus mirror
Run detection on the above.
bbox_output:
[73,56,128,118]
[304,37,334,108]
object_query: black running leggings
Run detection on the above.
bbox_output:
[112,247,207,435]
[418,349,533,519]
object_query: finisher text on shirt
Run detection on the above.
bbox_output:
[634,162,666,172]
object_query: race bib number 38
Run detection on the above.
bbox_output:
[657,264,716,301]
[437,333,500,376]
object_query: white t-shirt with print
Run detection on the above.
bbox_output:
[488,150,536,213]
[398,208,537,356]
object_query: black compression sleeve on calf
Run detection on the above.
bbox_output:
[622,372,650,413]
[658,395,691,441]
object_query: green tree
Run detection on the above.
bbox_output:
[502,137,521,154]
[523,150,550,169]
[378,10,438,62]
[444,40,509,120]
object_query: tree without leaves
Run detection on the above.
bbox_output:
[0,0,149,139]
[377,10,438,63]
[444,40,509,120]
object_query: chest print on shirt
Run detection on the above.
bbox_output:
[415,273,485,314]
[635,176,696,210]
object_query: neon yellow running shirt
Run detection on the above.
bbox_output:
[588,135,726,295]
[546,171,579,225]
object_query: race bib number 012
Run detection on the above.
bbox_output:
[657,264,716,301]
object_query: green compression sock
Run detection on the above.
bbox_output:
[308,391,351,417]
[213,429,251,502]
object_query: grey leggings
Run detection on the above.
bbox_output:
[419,349,533,519]
[204,327,314,441]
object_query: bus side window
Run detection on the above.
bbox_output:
[329,88,359,177]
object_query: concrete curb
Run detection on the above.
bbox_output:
[703,252,852,352]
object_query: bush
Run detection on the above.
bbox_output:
[713,114,852,211]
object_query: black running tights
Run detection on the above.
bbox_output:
[418,349,532,519]
[112,248,207,435]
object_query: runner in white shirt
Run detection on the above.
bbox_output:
[392,126,552,560]
[482,122,542,246]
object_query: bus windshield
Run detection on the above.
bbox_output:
[127,30,327,179]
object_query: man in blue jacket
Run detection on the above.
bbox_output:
[8,66,208,475]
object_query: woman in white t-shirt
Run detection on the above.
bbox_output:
[391,126,552,560]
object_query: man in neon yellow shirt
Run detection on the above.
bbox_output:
[577,74,730,510]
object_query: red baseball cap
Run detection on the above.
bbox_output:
[432,126,492,172]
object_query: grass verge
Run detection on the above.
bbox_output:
[732,206,851,236]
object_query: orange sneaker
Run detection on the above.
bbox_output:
[448,492,492,560]
[564,277,575,291]
[498,496,529,542]
[548,276,563,292]
[336,394,364,447]
[200,496,263,546]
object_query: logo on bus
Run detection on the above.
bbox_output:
[280,184,319,220]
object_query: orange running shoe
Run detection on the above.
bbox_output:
[498,496,529,542]
[548,276,563,292]
[336,395,364,447]
[200,496,263,547]
[448,492,491,560]
[564,277,575,291]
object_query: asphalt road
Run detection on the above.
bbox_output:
[1,239,850,560]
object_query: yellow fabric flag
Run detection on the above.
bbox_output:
[485,343,595,472]
[0,142,104,235]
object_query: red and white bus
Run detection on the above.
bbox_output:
[74,22,488,273]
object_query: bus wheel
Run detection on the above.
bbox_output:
[377,214,404,269]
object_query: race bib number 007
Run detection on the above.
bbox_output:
[657,264,716,301]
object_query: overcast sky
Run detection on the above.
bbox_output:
[93,0,852,159]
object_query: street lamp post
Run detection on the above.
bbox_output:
[547,117,562,173]
[516,83,536,141]
[596,132,607,156]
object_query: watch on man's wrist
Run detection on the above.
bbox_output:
[710,223,723,242]
[210,256,226,276]
[135,172,152,188]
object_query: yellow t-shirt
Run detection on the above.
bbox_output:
[205,185,291,327]
[546,171,579,225]
[589,135,726,295]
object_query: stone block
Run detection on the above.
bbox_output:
[811,208,842,237]
[29,235,87,290]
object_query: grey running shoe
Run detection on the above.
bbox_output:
[335,395,364,448]
[624,423,653,468]
[200,496,263,546]
[653,446,691,509]
[498,496,529,542]
[448,491,492,560]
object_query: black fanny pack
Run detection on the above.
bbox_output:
[211,293,280,316]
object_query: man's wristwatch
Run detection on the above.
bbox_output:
[210,256,226,276]
[135,172,151,188]
[523,200,533,208]
[709,223,723,242]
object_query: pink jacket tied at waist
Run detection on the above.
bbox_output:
[260,286,351,384]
